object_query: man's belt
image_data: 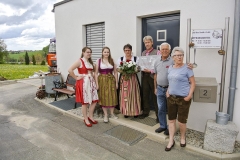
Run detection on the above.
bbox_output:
[158,85,168,88]
[170,95,185,98]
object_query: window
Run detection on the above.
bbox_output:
[86,22,105,62]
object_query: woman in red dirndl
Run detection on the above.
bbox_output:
[68,47,99,127]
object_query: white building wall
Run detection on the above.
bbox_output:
[54,0,240,140]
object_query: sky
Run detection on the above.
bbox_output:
[0,0,61,51]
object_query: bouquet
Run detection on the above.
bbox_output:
[118,59,140,80]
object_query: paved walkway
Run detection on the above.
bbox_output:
[0,78,238,160]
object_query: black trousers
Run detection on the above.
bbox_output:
[141,73,158,117]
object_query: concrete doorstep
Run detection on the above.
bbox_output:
[35,97,240,159]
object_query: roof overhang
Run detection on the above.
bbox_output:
[52,0,73,12]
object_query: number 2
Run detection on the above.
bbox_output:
[203,90,207,96]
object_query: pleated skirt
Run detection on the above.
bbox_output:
[119,74,141,116]
[98,73,118,108]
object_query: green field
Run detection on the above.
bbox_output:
[0,64,48,80]
[8,50,44,59]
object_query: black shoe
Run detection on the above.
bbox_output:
[165,140,175,151]
[180,138,186,147]
[155,127,167,133]
[134,116,138,118]
[124,115,129,118]
[164,129,169,135]
[139,114,149,119]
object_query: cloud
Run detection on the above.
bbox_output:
[0,0,60,50]
[0,3,48,25]
[0,26,26,39]
[0,0,34,9]
[5,37,50,51]
[21,28,55,39]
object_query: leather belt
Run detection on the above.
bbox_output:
[170,95,185,98]
[142,72,151,75]
[158,85,168,88]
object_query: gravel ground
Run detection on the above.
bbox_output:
[38,95,240,154]
[174,129,240,153]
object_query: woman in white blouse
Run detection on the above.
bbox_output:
[117,44,141,118]
[68,47,99,127]
[95,47,118,123]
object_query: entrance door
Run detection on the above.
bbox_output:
[142,14,180,53]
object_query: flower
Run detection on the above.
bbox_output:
[118,60,140,80]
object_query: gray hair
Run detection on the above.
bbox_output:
[171,47,184,56]
[143,35,153,43]
[159,42,171,50]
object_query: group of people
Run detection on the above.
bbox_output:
[68,35,195,152]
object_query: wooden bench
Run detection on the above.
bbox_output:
[52,74,77,108]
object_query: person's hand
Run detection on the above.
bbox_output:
[116,83,118,89]
[96,84,99,90]
[166,92,170,98]
[187,63,193,70]
[184,96,191,101]
[143,69,151,73]
[154,88,157,95]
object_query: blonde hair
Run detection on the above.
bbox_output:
[143,35,153,43]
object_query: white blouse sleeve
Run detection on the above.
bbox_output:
[117,57,122,68]
[135,56,139,65]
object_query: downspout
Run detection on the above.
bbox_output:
[227,0,240,121]
[186,19,191,63]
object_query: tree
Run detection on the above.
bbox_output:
[0,39,8,64]
[32,55,36,65]
[25,51,30,65]
[35,53,44,64]
[19,56,24,63]
[42,45,49,58]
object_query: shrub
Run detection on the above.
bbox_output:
[32,55,36,65]
[41,60,46,65]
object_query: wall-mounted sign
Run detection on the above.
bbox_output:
[191,29,223,48]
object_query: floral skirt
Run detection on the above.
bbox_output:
[75,75,99,105]
[119,74,141,116]
[98,73,118,108]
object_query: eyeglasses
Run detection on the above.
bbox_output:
[173,54,184,58]
[124,50,131,52]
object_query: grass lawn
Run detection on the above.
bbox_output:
[0,64,48,80]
